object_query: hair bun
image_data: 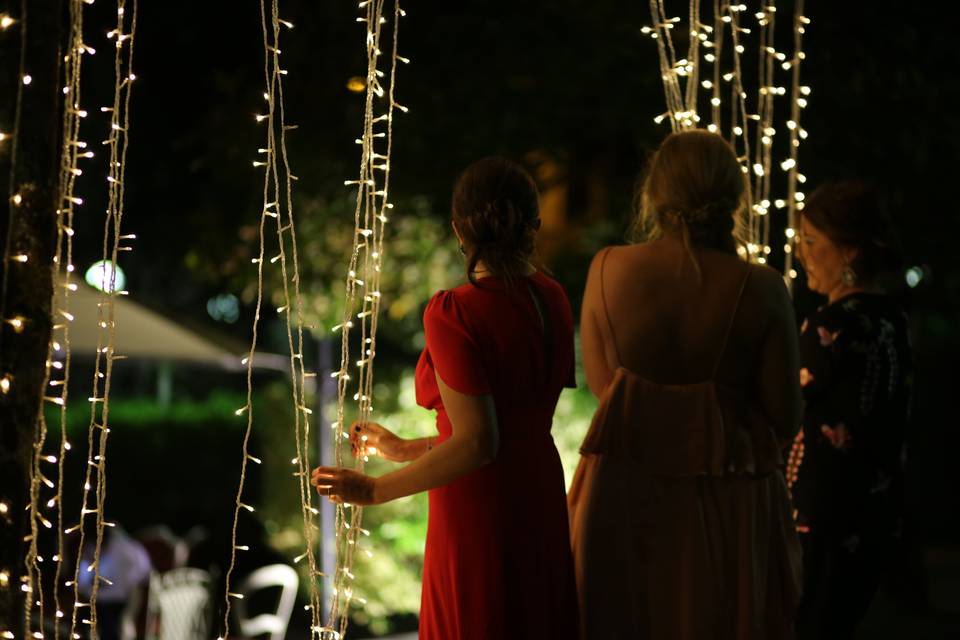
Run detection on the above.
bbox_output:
[452,157,540,284]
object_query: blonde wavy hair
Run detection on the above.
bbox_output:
[630,129,749,274]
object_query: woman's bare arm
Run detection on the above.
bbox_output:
[313,372,498,505]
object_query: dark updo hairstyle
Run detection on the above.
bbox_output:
[632,129,748,273]
[800,180,902,284]
[452,156,541,285]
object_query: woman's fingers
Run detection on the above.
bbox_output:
[820,424,852,449]
[311,467,340,490]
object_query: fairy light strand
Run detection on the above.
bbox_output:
[68,2,137,637]
[327,0,405,635]
[708,0,724,130]
[267,0,326,632]
[783,0,808,286]
[647,1,809,272]
[682,0,702,117]
[50,1,87,633]
[784,1,809,511]
[219,0,276,632]
[21,0,89,635]
[648,1,685,130]
[220,0,326,636]
[751,3,777,257]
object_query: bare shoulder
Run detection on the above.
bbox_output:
[587,244,622,279]
[743,262,793,315]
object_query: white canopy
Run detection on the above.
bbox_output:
[66,282,287,371]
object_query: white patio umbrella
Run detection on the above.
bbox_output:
[66,281,287,372]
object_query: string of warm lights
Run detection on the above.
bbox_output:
[263,0,326,633]
[65,2,137,638]
[750,3,776,256]
[0,4,27,638]
[20,0,91,636]
[782,0,808,285]
[648,0,688,130]
[219,0,327,637]
[707,0,724,130]
[218,0,277,633]
[682,0,703,117]
[723,2,758,260]
[782,0,809,513]
[325,0,406,636]
[49,3,89,636]
[645,1,810,276]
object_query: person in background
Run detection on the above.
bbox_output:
[792,180,913,639]
[78,524,152,640]
[312,157,579,639]
[569,129,802,639]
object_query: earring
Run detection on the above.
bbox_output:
[458,243,466,255]
[841,265,858,286]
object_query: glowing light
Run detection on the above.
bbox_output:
[905,266,924,288]
[84,260,126,293]
[346,76,365,92]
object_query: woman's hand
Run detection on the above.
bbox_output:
[350,420,409,462]
[311,466,378,505]
[820,423,853,451]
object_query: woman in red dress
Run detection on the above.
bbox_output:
[313,157,579,639]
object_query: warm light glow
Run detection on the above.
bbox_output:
[84,260,126,293]
[346,76,365,92]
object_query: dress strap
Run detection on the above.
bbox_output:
[711,266,751,378]
[598,247,623,369]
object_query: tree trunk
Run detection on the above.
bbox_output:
[0,0,64,634]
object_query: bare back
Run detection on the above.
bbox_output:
[580,235,802,443]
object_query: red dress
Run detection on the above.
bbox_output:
[415,272,580,640]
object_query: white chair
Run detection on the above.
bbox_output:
[144,567,213,640]
[233,564,299,640]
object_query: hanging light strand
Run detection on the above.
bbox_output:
[267,0,326,632]
[219,0,281,635]
[327,0,406,635]
[219,0,326,636]
[22,0,89,635]
[648,0,685,129]
[682,0,703,117]
[782,0,808,286]
[68,2,137,637]
[751,3,778,256]
[708,0,724,130]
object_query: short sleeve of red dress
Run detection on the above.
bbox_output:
[423,291,490,396]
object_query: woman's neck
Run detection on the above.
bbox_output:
[827,283,868,305]
[470,260,537,279]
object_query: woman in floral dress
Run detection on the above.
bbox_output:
[792,180,913,639]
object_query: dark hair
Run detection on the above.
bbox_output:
[801,180,902,283]
[631,130,748,273]
[451,156,540,284]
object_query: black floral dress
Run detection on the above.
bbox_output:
[792,292,914,638]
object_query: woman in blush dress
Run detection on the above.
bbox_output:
[313,157,579,640]
[792,181,913,640]
[569,130,803,639]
